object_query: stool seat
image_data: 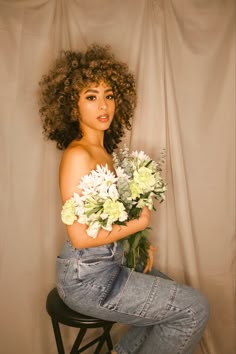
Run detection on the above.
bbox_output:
[47,288,114,327]
[46,288,115,354]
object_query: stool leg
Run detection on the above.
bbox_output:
[94,325,114,354]
[70,327,87,354]
[104,324,114,351]
[51,318,65,354]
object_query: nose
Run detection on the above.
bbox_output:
[99,96,108,110]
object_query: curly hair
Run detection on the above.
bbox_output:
[38,44,137,153]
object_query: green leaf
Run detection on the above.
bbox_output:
[130,232,143,250]
[122,239,130,253]
[86,206,102,217]
[118,227,152,271]
[145,160,153,167]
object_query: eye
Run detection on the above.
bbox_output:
[106,94,114,100]
[86,95,96,101]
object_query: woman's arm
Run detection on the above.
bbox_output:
[59,145,151,249]
[66,207,150,248]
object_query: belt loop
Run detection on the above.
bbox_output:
[113,241,117,255]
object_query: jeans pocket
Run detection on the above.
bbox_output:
[77,247,117,289]
[77,258,112,283]
[80,244,115,263]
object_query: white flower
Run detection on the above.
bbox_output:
[77,214,88,224]
[87,221,101,238]
[103,199,128,223]
[61,198,77,225]
[119,210,128,222]
[133,167,156,191]
[108,184,119,200]
[97,184,109,199]
[100,212,108,220]
[131,150,150,161]
[95,164,117,184]
[73,193,85,215]
[136,199,146,209]
[115,166,128,179]
[102,221,113,231]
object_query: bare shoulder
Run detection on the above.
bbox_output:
[61,143,93,169]
[59,142,95,201]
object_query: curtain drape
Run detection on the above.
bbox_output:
[0,1,235,353]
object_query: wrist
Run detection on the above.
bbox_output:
[139,214,149,230]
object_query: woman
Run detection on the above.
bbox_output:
[39,45,209,354]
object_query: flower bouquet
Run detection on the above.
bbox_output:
[113,146,167,271]
[61,165,128,238]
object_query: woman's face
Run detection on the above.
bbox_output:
[78,81,115,133]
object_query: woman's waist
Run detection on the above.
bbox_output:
[59,238,123,262]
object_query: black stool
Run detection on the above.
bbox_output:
[46,288,115,354]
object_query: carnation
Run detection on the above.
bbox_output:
[61,198,77,225]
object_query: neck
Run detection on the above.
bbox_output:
[81,129,105,148]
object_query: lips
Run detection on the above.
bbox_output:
[97,114,109,122]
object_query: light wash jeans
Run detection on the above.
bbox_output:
[56,239,209,354]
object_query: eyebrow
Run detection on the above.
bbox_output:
[84,88,113,94]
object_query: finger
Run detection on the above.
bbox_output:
[148,260,153,271]
[143,259,150,273]
[147,251,154,271]
[149,245,157,251]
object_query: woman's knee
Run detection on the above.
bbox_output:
[179,285,210,330]
[193,289,209,329]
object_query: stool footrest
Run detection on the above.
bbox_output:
[74,333,107,353]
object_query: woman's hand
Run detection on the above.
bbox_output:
[143,244,156,273]
[139,207,154,273]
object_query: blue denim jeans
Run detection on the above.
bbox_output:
[56,239,209,354]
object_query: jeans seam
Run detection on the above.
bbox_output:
[178,308,196,354]
[99,266,121,306]
[140,278,178,320]
[139,276,159,316]
[130,329,150,353]
[56,258,71,300]
[98,301,168,320]
[100,277,179,321]
[168,304,197,354]
[111,268,134,310]
[60,258,71,286]
[99,267,134,310]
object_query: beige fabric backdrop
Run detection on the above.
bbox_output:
[0,0,235,353]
